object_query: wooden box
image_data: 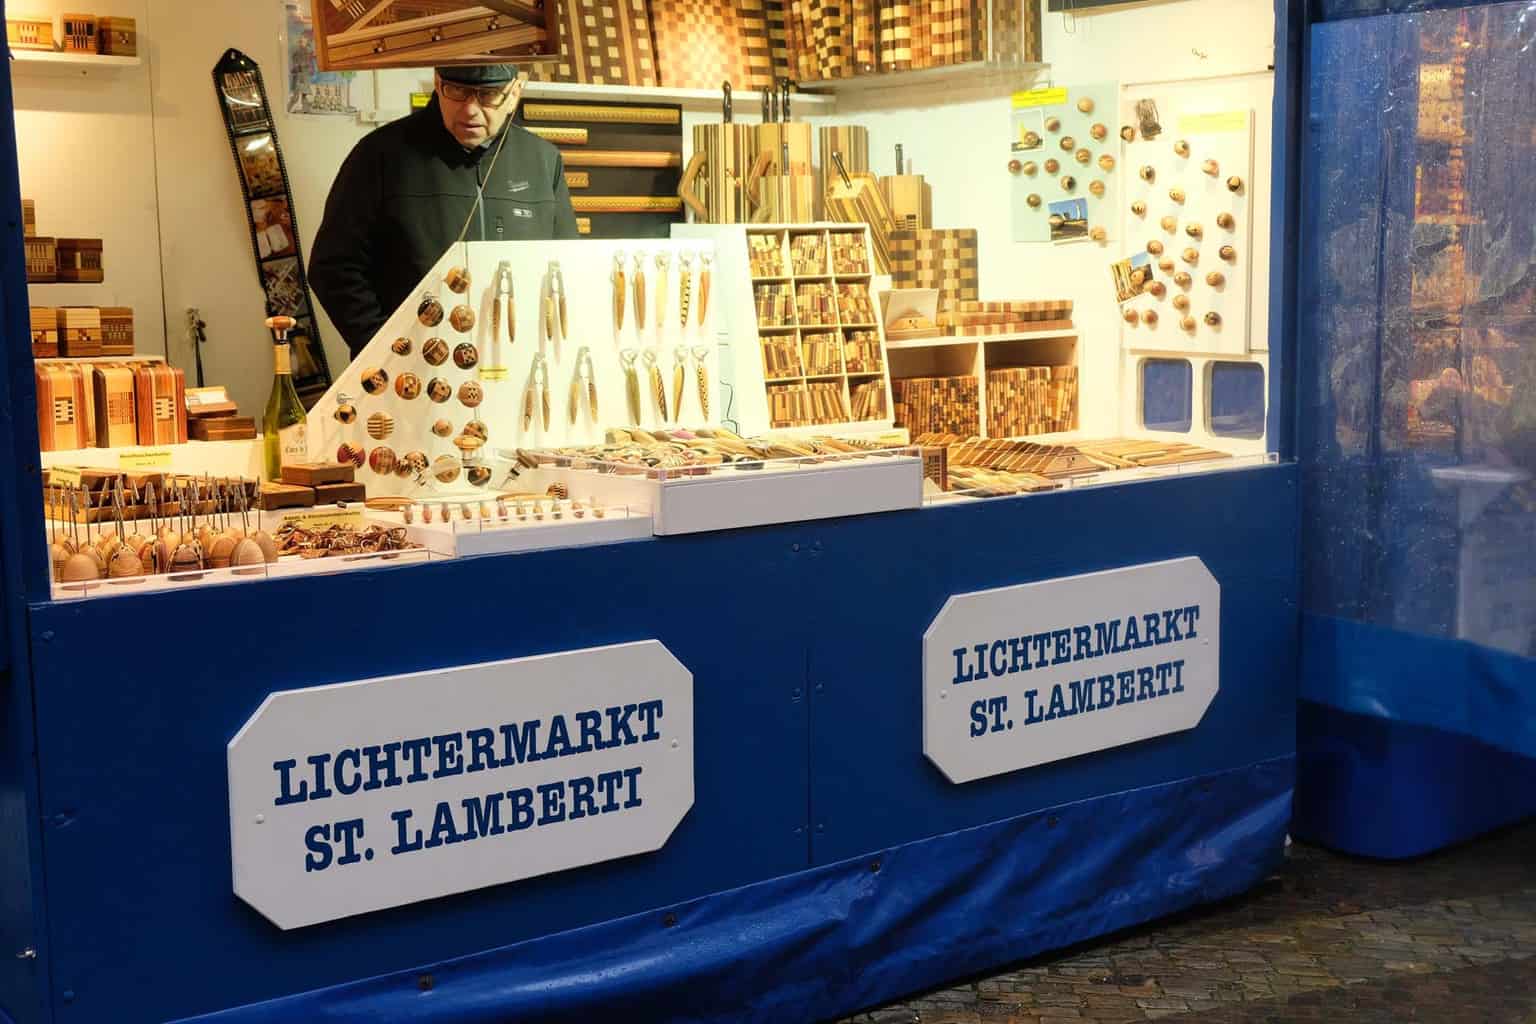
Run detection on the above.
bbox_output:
[21,198,36,237]
[56,307,103,357]
[257,482,315,511]
[7,17,54,51]
[99,307,134,356]
[92,363,138,448]
[881,174,933,232]
[25,236,56,283]
[59,13,96,53]
[30,307,59,358]
[56,238,104,283]
[35,364,90,452]
[825,174,897,274]
[313,481,367,504]
[188,417,256,441]
[280,462,355,487]
[97,16,135,56]
[131,361,188,446]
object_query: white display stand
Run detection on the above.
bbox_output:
[399,506,655,557]
[306,239,723,498]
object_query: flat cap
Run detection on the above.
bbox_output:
[436,63,518,86]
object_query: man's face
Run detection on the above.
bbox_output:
[437,75,521,148]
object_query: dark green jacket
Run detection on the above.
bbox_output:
[310,96,579,356]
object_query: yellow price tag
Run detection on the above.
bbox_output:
[119,448,173,470]
[410,92,431,109]
[280,507,366,531]
[49,465,84,487]
[1012,87,1068,110]
[1177,111,1249,135]
[479,366,510,382]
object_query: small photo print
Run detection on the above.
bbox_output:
[1011,110,1045,152]
[1048,198,1089,242]
[238,133,284,198]
[1111,251,1154,303]
[261,256,305,317]
[250,197,295,259]
[220,69,271,132]
[288,316,325,385]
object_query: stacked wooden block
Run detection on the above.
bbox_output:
[781,0,1040,81]
[986,365,1078,438]
[890,228,978,313]
[938,299,1074,336]
[893,375,980,437]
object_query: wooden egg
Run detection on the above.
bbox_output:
[50,542,71,581]
[1174,272,1193,288]
[1174,140,1190,158]
[231,538,266,574]
[1089,180,1106,197]
[1202,159,1220,177]
[1060,176,1076,192]
[394,373,423,400]
[153,538,175,573]
[369,447,397,475]
[1217,212,1236,230]
[334,403,357,425]
[1131,201,1147,216]
[170,543,203,573]
[1044,116,1061,132]
[433,455,462,483]
[207,534,236,570]
[1044,158,1060,174]
[1147,240,1164,255]
[428,378,452,403]
[1098,154,1116,172]
[423,337,449,366]
[1169,188,1186,204]
[61,552,101,583]
[1147,281,1167,298]
[1008,159,1022,175]
[338,443,365,467]
[107,548,143,579]
[1186,223,1203,239]
[1060,135,1076,152]
[1090,226,1107,242]
[450,305,476,333]
[361,367,388,395]
[1158,258,1175,273]
[453,343,479,370]
[1207,271,1227,287]
[1026,193,1042,209]
[402,451,429,477]
[1123,309,1139,325]
[459,381,484,408]
[1220,245,1238,262]
[1021,161,1038,176]
[454,434,485,454]
[432,419,454,438]
[1090,123,1108,140]
[1077,97,1094,114]
[1182,247,1199,265]
[252,531,278,563]
[1181,316,1198,332]
[391,337,413,357]
[1173,294,1191,311]
[463,420,488,441]
[417,294,444,328]
[1139,165,1155,182]
[1205,312,1223,327]
[367,412,395,440]
[466,465,493,487]
[1227,176,1244,193]
[1021,131,1041,149]
[1120,125,1136,142]
[1075,148,1092,165]
[445,266,472,294]
[1143,310,1159,326]
[84,546,106,573]
[1161,216,1177,233]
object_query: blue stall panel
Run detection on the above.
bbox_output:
[805,465,1299,865]
[27,529,814,1024]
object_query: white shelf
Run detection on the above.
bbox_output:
[798,61,1048,97]
[886,327,1079,351]
[523,79,836,112]
[11,50,141,72]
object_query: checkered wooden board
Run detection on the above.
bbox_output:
[550,0,657,86]
[653,0,776,90]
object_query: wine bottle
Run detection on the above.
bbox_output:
[262,316,307,481]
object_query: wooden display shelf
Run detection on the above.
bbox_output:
[797,60,1049,97]
[885,326,1079,351]
[523,79,835,112]
[11,50,141,71]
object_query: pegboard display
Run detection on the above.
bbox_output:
[1009,82,1121,244]
[1117,103,1256,354]
[306,240,721,498]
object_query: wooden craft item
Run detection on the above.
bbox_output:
[526,126,589,146]
[313,481,368,504]
[650,0,777,90]
[563,171,591,190]
[55,238,104,283]
[681,122,759,223]
[575,217,592,235]
[35,363,90,452]
[25,237,56,283]
[824,154,898,273]
[311,1,557,72]
[817,126,868,219]
[21,198,36,236]
[6,17,53,51]
[189,418,257,441]
[99,307,135,356]
[257,482,315,510]
[523,103,680,126]
[280,462,356,487]
[546,0,657,86]
[30,307,59,358]
[559,150,681,169]
[131,361,188,446]
[98,16,137,56]
[571,196,685,214]
[91,364,138,449]
[57,307,103,357]
[881,174,933,232]
[60,13,96,53]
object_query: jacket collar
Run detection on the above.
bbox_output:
[410,94,511,168]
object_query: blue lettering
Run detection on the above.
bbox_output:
[466,728,498,772]
[500,720,542,764]
[1009,637,1031,673]
[595,770,625,812]
[273,759,308,806]
[1030,632,1052,666]
[575,711,604,753]
[390,808,423,854]
[1162,610,1184,643]
[1051,629,1072,665]
[1171,659,1186,693]
[1118,670,1136,704]
[988,695,1009,733]
[636,700,664,741]
[952,647,976,684]
[1073,626,1093,662]
[1094,620,1121,658]
[334,748,362,795]
[970,700,988,737]
[335,818,365,866]
[1123,615,1141,651]
[542,715,575,759]
[362,742,402,791]
[1024,689,1045,724]
[461,792,505,839]
[400,737,432,783]
[1097,674,1115,708]
[423,800,464,848]
[1142,613,1162,647]
[622,767,644,809]
[1155,661,1173,696]
[307,753,334,800]
[507,787,535,830]
[568,777,598,819]
[304,824,332,872]
[989,640,1008,678]
[972,643,990,681]
[538,782,567,824]
[1068,678,1096,714]
[1183,606,1201,640]
[1137,666,1157,700]
[605,704,638,747]
[1045,684,1067,721]
[432,733,465,778]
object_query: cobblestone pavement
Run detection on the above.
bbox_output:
[837,822,1536,1024]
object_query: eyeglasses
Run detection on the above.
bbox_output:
[438,80,515,109]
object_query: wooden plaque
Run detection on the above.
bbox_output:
[312,1,559,73]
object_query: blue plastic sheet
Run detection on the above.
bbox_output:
[1316,0,1526,20]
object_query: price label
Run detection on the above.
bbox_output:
[280,507,366,531]
[1012,87,1069,109]
[49,465,84,487]
[479,366,510,382]
[120,448,173,470]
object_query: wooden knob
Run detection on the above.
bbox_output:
[265,315,297,336]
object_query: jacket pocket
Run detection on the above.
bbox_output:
[488,197,556,240]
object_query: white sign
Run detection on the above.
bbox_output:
[228,641,694,929]
[924,558,1220,784]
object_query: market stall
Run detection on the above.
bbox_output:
[0,0,1306,1021]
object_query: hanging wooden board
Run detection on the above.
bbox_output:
[311,1,559,73]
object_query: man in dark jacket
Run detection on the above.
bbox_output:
[310,63,579,357]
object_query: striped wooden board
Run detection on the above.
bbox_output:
[572,195,685,213]
[652,0,779,90]
[560,150,682,169]
[526,126,588,146]
[548,0,657,86]
[817,125,868,220]
[564,171,591,189]
[523,103,680,126]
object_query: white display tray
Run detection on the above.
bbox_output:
[528,450,924,536]
[399,506,653,557]
[49,547,442,601]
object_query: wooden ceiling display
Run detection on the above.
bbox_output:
[312,1,561,72]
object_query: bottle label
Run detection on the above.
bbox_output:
[279,422,308,465]
[274,343,292,375]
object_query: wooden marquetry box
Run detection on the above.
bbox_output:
[131,361,188,446]
[35,363,91,452]
[548,0,658,86]
[97,16,135,56]
[99,307,134,356]
[6,17,54,51]
[56,307,103,357]
[25,236,57,283]
[257,482,316,511]
[281,462,356,487]
[21,198,36,237]
[59,13,97,53]
[56,238,104,283]
[91,363,139,449]
[188,417,256,441]
[30,307,58,358]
